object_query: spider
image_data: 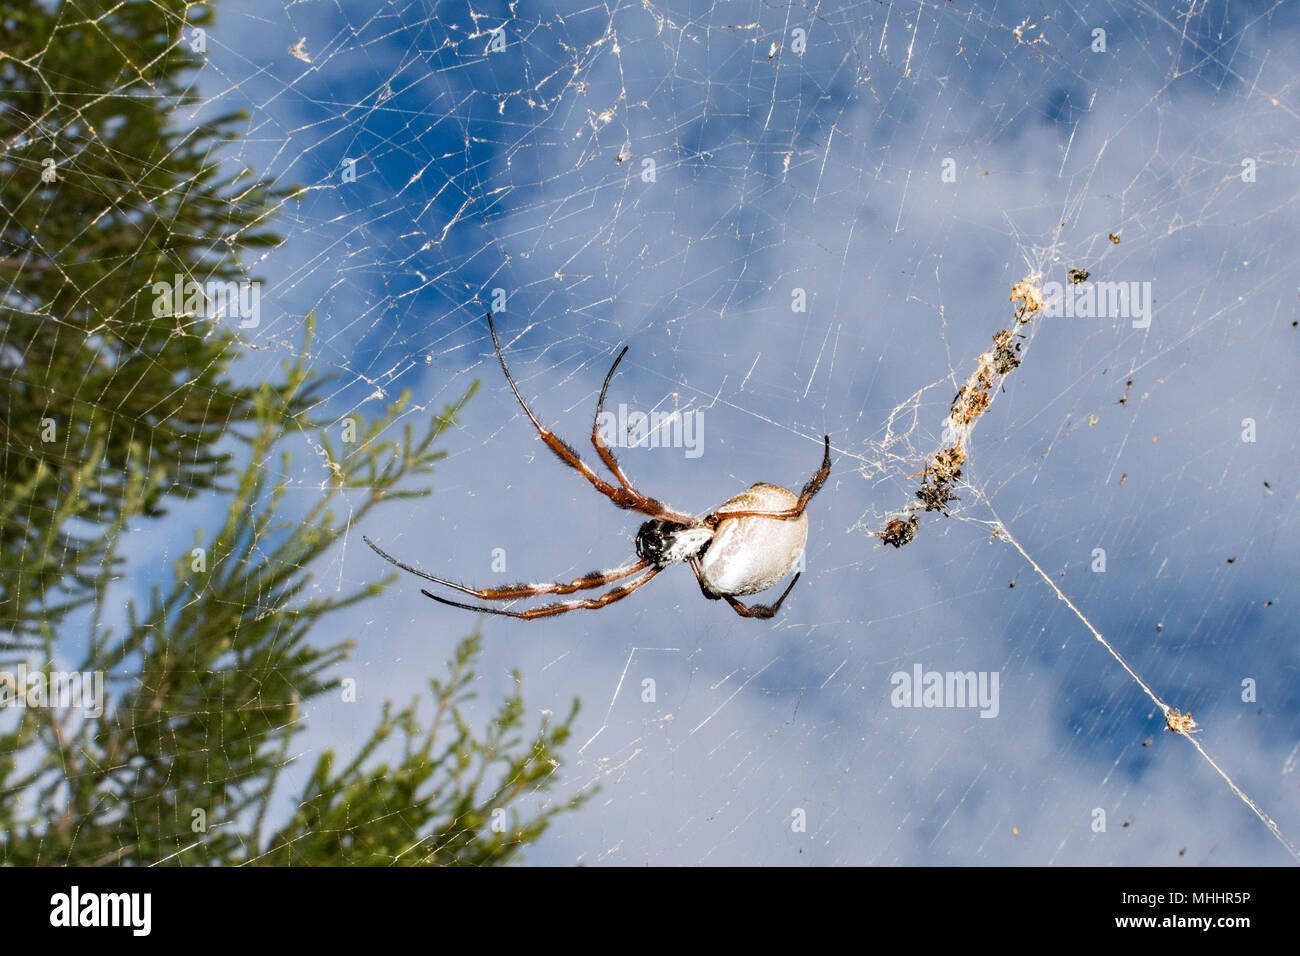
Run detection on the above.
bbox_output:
[363,313,831,621]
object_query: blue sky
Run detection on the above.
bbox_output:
[155,0,1300,863]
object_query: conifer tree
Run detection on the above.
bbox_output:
[0,0,585,865]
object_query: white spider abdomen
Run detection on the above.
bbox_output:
[699,483,807,597]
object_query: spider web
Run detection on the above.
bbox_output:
[14,0,1300,864]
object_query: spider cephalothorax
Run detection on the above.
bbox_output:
[364,312,831,620]
[634,519,686,564]
[635,519,709,566]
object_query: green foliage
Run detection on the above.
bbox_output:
[0,0,588,866]
[0,321,587,865]
[0,0,290,617]
[261,636,582,866]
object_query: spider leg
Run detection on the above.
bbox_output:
[688,557,800,619]
[421,565,662,620]
[703,435,832,525]
[796,434,833,506]
[720,574,801,619]
[486,313,693,524]
[590,345,642,495]
[364,536,648,599]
